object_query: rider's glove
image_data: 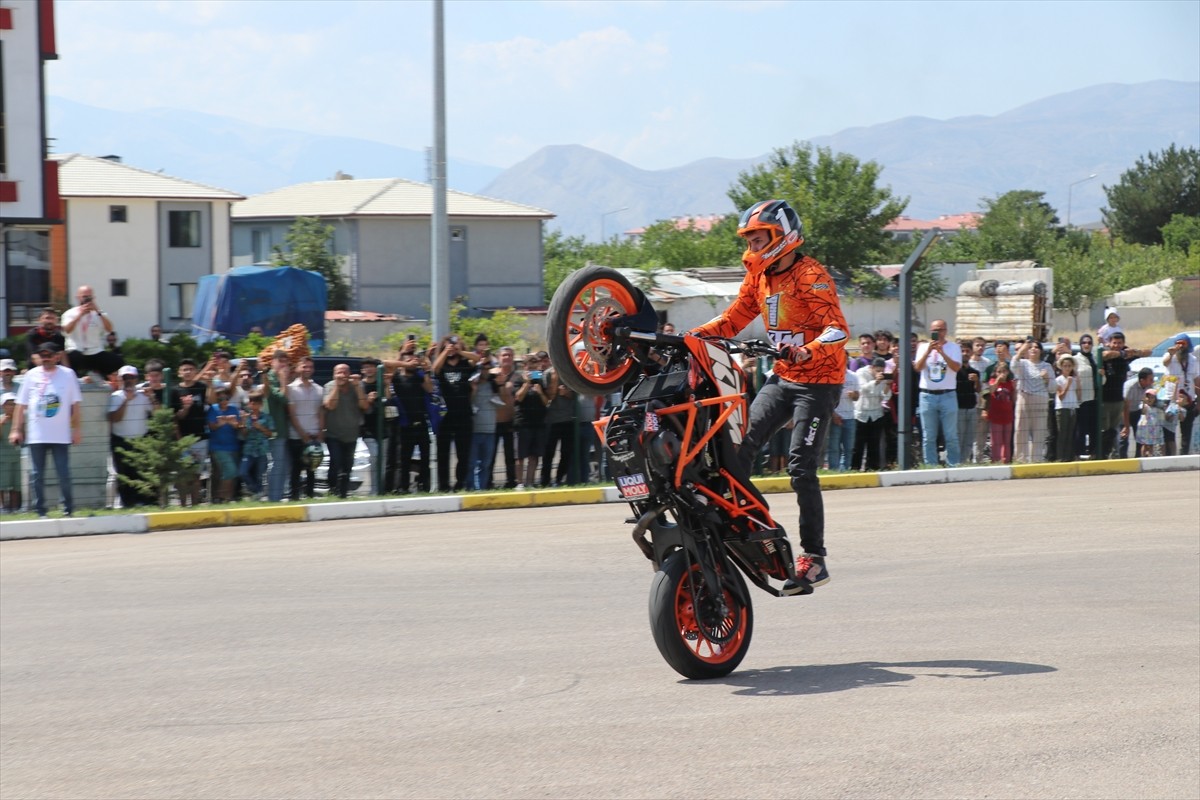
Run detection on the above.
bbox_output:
[779,344,812,363]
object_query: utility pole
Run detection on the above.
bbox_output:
[897,229,941,470]
[430,0,450,339]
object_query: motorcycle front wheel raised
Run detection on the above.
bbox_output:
[545,264,640,396]
[649,550,754,680]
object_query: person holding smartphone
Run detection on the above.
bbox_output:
[60,285,122,380]
[912,319,963,466]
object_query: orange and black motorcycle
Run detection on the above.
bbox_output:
[547,265,800,679]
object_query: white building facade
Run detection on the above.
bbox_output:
[52,154,243,339]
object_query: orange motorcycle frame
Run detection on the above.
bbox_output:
[594,335,780,533]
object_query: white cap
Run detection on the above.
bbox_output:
[1104,306,1119,319]
[0,392,15,405]
[0,358,15,371]
[117,365,139,377]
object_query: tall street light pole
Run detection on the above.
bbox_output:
[600,206,627,243]
[430,0,449,339]
[1066,173,1097,229]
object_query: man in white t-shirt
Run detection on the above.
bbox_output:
[8,342,82,517]
[60,284,122,379]
[912,319,963,466]
[286,356,324,501]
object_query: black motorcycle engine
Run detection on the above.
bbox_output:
[645,429,681,479]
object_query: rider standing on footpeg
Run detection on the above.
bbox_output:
[689,200,848,595]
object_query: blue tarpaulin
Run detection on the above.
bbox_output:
[191,266,327,349]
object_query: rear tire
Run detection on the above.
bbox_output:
[545,265,640,396]
[649,550,753,680]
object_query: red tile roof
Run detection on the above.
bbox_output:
[326,310,402,322]
[884,213,982,232]
[626,213,728,236]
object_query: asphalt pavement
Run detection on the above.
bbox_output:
[1,471,1197,799]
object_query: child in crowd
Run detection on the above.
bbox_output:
[206,386,242,502]
[983,361,1015,464]
[0,392,20,512]
[1054,355,1081,463]
[239,390,274,500]
[1136,389,1171,457]
[1097,307,1123,343]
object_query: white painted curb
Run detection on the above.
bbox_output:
[880,469,947,487]
[1139,454,1200,472]
[382,496,462,515]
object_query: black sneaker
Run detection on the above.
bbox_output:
[781,554,829,596]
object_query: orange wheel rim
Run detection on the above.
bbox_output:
[674,567,746,664]
[564,278,636,386]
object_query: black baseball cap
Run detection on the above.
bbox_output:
[37,342,62,354]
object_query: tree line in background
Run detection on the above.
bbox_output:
[543,142,1200,322]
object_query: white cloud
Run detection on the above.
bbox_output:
[458,26,667,91]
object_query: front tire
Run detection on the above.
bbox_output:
[545,265,640,396]
[649,551,753,680]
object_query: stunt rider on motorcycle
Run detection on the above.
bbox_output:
[689,199,848,595]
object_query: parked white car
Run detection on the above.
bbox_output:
[314,438,374,496]
[1128,331,1200,380]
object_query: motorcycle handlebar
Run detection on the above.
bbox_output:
[613,328,783,359]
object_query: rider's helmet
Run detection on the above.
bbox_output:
[303,442,325,471]
[737,200,804,277]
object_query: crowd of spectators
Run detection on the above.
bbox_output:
[808,321,1198,471]
[1,293,1197,515]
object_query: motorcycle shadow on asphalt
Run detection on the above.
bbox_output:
[696,659,1057,694]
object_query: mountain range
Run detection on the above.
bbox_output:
[48,80,1198,239]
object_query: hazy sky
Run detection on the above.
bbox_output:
[49,0,1200,170]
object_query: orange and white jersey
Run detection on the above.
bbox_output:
[692,255,848,384]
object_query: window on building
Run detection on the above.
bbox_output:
[251,228,272,263]
[3,228,51,326]
[167,283,197,319]
[168,210,201,247]
[110,205,128,223]
[111,279,128,297]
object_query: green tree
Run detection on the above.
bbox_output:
[964,190,1061,262]
[380,300,530,354]
[727,141,908,281]
[116,409,200,507]
[1161,212,1200,255]
[1103,145,1200,246]
[272,217,352,310]
[636,215,742,269]
[1046,240,1110,330]
[1094,237,1192,293]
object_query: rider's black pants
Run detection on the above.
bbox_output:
[736,375,841,558]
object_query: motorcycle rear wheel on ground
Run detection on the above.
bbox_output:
[649,550,754,680]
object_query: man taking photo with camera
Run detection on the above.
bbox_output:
[61,285,122,380]
[913,319,962,467]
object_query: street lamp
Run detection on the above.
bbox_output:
[600,206,628,242]
[1066,173,1097,228]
